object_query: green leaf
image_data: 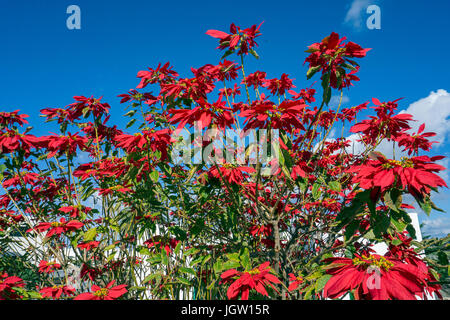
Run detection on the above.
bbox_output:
[315,274,332,292]
[303,285,314,300]
[249,49,260,59]
[174,241,182,256]
[374,214,390,237]
[437,251,449,265]
[83,228,97,242]
[179,267,197,277]
[406,224,416,239]
[390,216,407,232]
[126,118,137,129]
[312,183,321,200]
[345,220,360,240]
[240,247,251,271]
[177,277,191,286]
[150,170,159,183]
[161,249,169,265]
[103,244,116,251]
[323,87,332,106]
[306,65,321,80]
[328,181,341,192]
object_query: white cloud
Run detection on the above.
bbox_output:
[421,217,450,237]
[400,89,450,145]
[329,95,350,108]
[344,0,371,29]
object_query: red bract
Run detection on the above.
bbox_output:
[114,128,171,155]
[348,154,447,196]
[32,217,84,237]
[59,205,92,218]
[74,281,127,300]
[68,95,111,119]
[395,123,438,156]
[304,32,370,89]
[0,272,25,300]
[244,71,267,90]
[262,73,295,96]
[169,98,234,131]
[38,260,61,273]
[208,164,256,186]
[0,110,29,128]
[44,132,88,158]
[144,236,179,255]
[96,184,133,196]
[206,22,263,56]
[288,273,304,292]
[241,95,306,132]
[0,130,41,154]
[220,262,281,300]
[323,254,427,300]
[350,98,412,144]
[40,285,76,299]
[77,240,100,251]
[136,62,179,89]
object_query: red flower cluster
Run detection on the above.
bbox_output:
[75,281,127,300]
[304,32,370,89]
[323,254,428,300]
[348,154,447,197]
[0,272,24,300]
[220,262,281,300]
[206,22,263,56]
[32,217,84,237]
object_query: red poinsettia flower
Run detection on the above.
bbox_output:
[77,240,100,251]
[240,95,306,132]
[244,71,267,90]
[144,236,179,256]
[136,62,179,89]
[0,110,29,128]
[208,164,256,186]
[0,130,42,154]
[68,95,111,119]
[348,154,447,196]
[288,273,304,292]
[74,280,127,300]
[206,22,263,56]
[384,232,443,299]
[349,98,412,145]
[44,132,89,159]
[0,272,25,300]
[96,184,133,196]
[32,217,84,237]
[220,261,281,300]
[304,32,370,89]
[38,260,61,273]
[168,97,234,132]
[58,205,92,218]
[40,285,76,299]
[395,123,438,156]
[114,128,171,156]
[262,73,295,96]
[323,254,428,300]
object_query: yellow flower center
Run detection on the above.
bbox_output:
[352,255,394,271]
[50,222,63,227]
[381,157,414,169]
[93,288,109,298]
[248,268,261,276]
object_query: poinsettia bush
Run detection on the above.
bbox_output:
[0,22,449,300]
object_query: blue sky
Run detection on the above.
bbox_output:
[1,0,449,236]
